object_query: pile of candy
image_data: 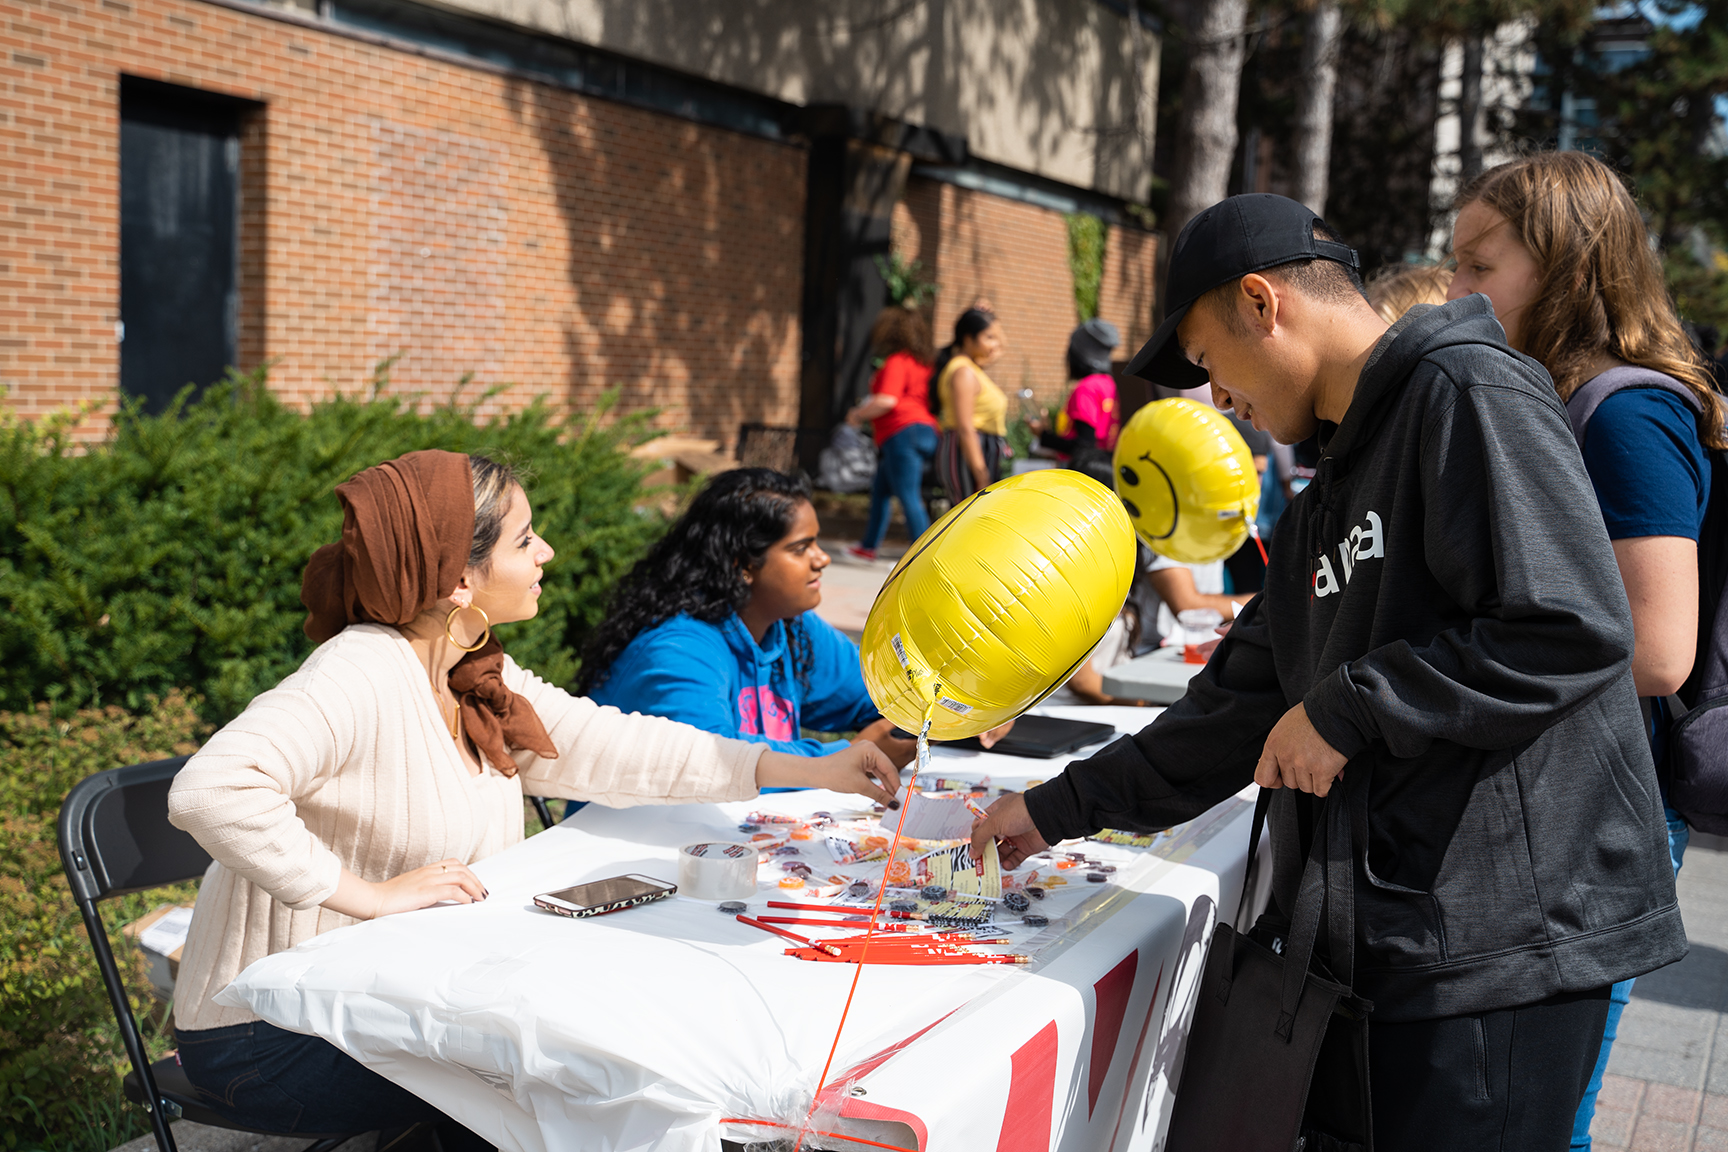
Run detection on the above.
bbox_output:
[720,785,1176,965]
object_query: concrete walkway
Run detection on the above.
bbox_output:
[111,1127,369,1152]
[810,540,899,640]
[1593,834,1728,1151]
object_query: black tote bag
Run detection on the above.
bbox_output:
[1164,786,1373,1152]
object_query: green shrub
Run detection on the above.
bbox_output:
[0,369,672,725]
[0,370,672,1146]
[873,252,937,311]
[1,692,208,1152]
[1667,243,1728,337]
[1066,212,1107,323]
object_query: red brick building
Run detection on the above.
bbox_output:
[895,177,1158,404]
[1,0,1160,446]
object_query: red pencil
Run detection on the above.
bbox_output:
[766,900,921,920]
[784,946,1029,966]
[759,916,909,931]
[736,913,843,956]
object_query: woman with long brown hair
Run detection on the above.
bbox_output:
[844,306,939,561]
[1449,150,1722,1150]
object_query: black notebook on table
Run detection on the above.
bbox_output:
[950,715,1118,759]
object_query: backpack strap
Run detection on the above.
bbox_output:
[1565,366,1701,450]
[1685,438,1728,708]
[1563,366,1727,712]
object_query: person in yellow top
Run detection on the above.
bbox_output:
[930,306,1009,502]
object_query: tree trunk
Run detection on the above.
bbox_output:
[1158,0,1250,320]
[1457,33,1485,186]
[1292,1,1343,216]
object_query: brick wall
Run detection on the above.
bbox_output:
[1097,223,1158,357]
[0,0,806,441]
[890,176,1157,418]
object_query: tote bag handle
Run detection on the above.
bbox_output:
[1245,784,1354,1039]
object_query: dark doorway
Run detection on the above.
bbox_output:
[119,77,255,413]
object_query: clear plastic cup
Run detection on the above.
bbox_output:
[1177,608,1223,664]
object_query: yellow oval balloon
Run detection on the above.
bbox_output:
[1112,398,1260,563]
[860,469,1137,740]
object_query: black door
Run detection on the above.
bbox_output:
[119,78,247,413]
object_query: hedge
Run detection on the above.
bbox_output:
[2,691,559,1152]
[1,693,207,1152]
[1,372,676,1148]
[0,369,674,724]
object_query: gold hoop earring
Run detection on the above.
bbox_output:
[445,604,492,653]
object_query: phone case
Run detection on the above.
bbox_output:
[533,876,676,919]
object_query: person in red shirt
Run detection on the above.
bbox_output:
[845,307,940,561]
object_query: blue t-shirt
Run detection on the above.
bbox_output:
[1581,388,1709,543]
[1578,386,1711,773]
[588,610,881,757]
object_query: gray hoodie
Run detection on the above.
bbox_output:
[1027,296,1687,1022]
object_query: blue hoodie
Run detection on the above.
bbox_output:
[589,611,880,756]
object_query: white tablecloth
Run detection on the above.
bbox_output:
[219,706,1262,1152]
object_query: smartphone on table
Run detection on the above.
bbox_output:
[534,874,676,918]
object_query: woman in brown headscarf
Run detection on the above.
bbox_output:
[166,451,899,1144]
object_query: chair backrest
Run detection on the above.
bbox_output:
[736,423,826,476]
[736,422,800,473]
[59,756,211,904]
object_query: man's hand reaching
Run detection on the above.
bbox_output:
[969,792,1049,871]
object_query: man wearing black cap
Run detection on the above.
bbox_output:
[973,194,1683,1148]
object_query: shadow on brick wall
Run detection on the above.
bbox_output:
[497,0,1154,443]
[501,76,805,445]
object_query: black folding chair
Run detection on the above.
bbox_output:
[527,795,559,831]
[58,756,357,1152]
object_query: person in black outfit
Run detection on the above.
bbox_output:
[971,194,1685,1151]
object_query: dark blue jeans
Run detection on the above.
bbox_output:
[1569,805,1689,1148]
[860,422,937,549]
[175,1020,491,1148]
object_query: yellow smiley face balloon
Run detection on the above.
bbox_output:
[1112,398,1259,563]
[859,468,1136,740]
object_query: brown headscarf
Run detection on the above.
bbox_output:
[301,450,557,776]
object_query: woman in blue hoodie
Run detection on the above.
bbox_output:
[580,469,917,767]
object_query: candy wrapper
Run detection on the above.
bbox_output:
[805,874,852,898]
[825,835,887,865]
[913,839,1002,900]
[1090,828,1161,848]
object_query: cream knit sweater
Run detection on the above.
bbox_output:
[167,624,765,1031]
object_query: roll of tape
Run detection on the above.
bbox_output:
[678,841,758,901]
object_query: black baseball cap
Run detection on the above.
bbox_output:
[1125,194,1359,387]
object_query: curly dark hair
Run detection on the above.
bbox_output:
[871,306,934,365]
[578,468,817,696]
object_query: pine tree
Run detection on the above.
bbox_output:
[1529,1,1728,328]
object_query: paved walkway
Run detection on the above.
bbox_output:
[1592,834,1728,1151]
[111,1125,348,1152]
[810,540,898,640]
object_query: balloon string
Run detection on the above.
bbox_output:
[1248,511,1269,566]
[796,709,932,1151]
